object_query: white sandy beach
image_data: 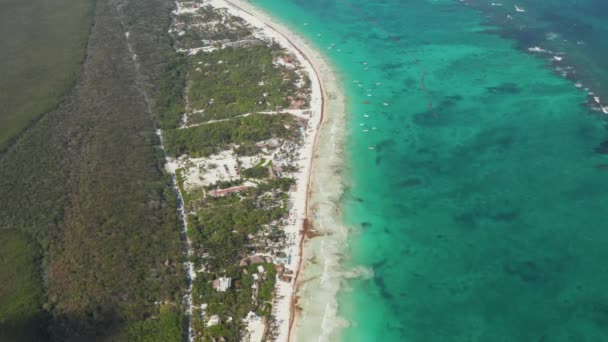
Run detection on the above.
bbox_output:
[203,1,348,341]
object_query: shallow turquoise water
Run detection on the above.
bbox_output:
[252,0,608,340]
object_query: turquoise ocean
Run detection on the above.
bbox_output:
[252,0,608,340]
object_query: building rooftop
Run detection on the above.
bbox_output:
[207,315,220,327]
[210,185,250,197]
[212,276,232,292]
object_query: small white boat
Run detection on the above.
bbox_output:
[528,46,547,53]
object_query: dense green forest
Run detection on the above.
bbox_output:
[165,113,298,157]
[187,45,304,124]
[0,0,185,340]
[0,0,94,150]
[0,230,47,341]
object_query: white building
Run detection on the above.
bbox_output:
[207,315,220,327]
[212,276,232,292]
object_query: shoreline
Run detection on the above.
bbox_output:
[207,1,348,340]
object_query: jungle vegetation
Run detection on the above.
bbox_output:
[187,178,292,340]
[164,113,298,157]
[187,45,304,124]
[0,0,185,339]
